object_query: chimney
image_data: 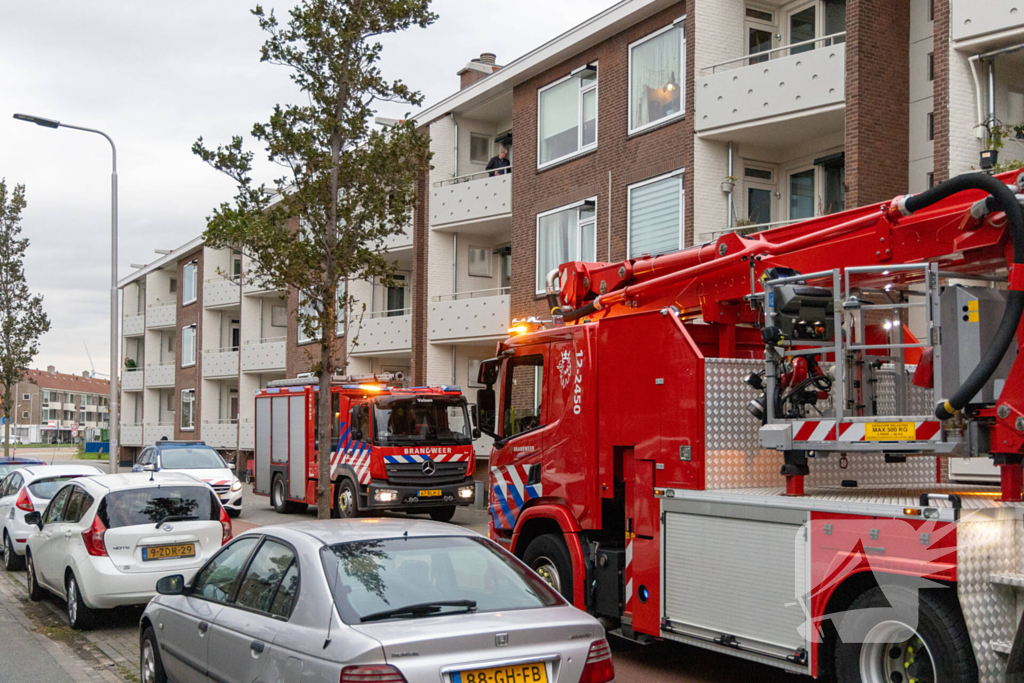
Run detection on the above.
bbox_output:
[47,365,56,375]
[459,53,500,90]
[82,371,90,378]
[479,53,496,66]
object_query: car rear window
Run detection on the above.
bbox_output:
[320,536,563,624]
[28,476,88,500]
[97,486,218,529]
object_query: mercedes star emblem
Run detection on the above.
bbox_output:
[421,460,436,476]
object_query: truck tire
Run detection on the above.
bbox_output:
[522,534,574,601]
[834,584,977,683]
[271,474,306,514]
[428,506,456,523]
[335,478,361,519]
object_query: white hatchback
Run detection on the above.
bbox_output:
[24,472,232,629]
[0,465,103,570]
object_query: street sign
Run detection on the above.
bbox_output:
[1,417,7,425]
[71,429,79,439]
[71,422,78,431]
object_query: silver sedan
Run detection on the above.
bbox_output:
[140,519,615,683]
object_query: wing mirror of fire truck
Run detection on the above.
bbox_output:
[468,404,482,440]
[475,389,499,440]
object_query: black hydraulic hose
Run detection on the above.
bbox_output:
[898,173,1024,420]
[562,300,599,323]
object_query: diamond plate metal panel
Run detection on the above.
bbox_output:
[874,365,933,417]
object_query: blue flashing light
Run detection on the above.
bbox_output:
[441,385,462,392]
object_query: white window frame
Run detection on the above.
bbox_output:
[180,389,195,431]
[298,291,316,345]
[535,197,598,295]
[181,325,196,368]
[536,62,599,170]
[182,261,198,305]
[469,133,491,165]
[467,245,493,278]
[628,19,686,135]
[21,393,29,401]
[627,170,685,259]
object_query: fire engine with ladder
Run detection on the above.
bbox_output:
[476,170,1024,683]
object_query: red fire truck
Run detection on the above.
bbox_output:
[254,375,478,521]
[477,170,1024,683]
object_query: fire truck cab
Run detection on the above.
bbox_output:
[254,374,478,521]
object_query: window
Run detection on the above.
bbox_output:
[386,275,406,315]
[746,6,775,65]
[180,389,195,431]
[927,112,934,141]
[628,172,685,258]
[927,52,934,81]
[182,261,197,305]
[21,393,29,401]
[21,411,27,419]
[62,487,94,524]
[167,334,174,353]
[271,305,288,328]
[43,486,71,524]
[927,172,935,188]
[468,359,484,388]
[536,200,597,294]
[298,292,316,344]
[501,354,545,439]
[928,0,934,21]
[629,22,685,134]
[234,540,299,618]
[169,278,177,294]
[469,134,491,164]
[192,537,260,604]
[789,168,816,220]
[468,246,492,277]
[789,5,816,54]
[538,63,598,167]
[166,392,175,412]
[746,7,773,22]
[181,325,196,367]
[745,167,773,181]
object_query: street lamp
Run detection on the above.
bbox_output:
[13,113,119,475]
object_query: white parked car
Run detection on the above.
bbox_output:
[133,442,243,517]
[24,472,232,629]
[0,465,103,570]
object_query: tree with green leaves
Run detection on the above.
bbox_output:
[194,0,434,519]
[0,180,51,457]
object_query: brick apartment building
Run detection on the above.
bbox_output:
[5,367,110,444]
[120,0,1023,464]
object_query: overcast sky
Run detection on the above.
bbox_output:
[0,0,618,378]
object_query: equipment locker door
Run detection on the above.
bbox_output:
[288,396,306,499]
[254,397,272,495]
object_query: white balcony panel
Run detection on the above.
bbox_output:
[145,363,176,388]
[203,350,239,379]
[384,228,413,252]
[429,294,510,344]
[241,340,286,373]
[243,277,285,297]
[146,304,177,329]
[351,314,412,357]
[203,423,239,449]
[696,43,846,133]
[952,0,1024,44]
[239,422,255,450]
[123,314,145,337]
[204,279,241,308]
[144,423,174,445]
[123,370,144,392]
[121,424,143,447]
[430,174,511,228]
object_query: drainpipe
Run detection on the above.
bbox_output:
[450,113,459,178]
[987,58,997,144]
[727,142,735,228]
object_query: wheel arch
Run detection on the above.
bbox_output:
[510,502,586,610]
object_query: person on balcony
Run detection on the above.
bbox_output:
[486,146,511,177]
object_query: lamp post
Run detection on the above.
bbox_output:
[13,114,119,475]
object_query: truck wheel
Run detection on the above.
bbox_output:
[522,534,574,601]
[335,479,361,519]
[271,474,306,514]
[834,585,977,683]
[428,506,456,523]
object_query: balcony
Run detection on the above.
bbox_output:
[243,275,285,297]
[146,303,176,329]
[144,362,176,388]
[144,423,174,444]
[239,421,255,450]
[428,289,510,344]
[351,310,412,357]
[952,0,1024,47]
[204,278,242,309]
[123,313,145,337]
[203,348,239,379]
[430,170,512,232]
[121,423,143,447]
[123,369,144,392]
[696,35,846,144]
[241,337,286,373]
[203,421,238,449]
[384,227,413,252]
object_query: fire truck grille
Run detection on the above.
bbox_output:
[385,461,468,486]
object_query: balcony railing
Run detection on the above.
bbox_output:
[952,0,1024,44]
[121,423,143,447]
[202,421,239,449]
[144,362,176,388]
[239,421,255,450]
[430,169,512,228]
[428,288,510,343]
[241,336,287,373]
[706,217,807,241]
[696,33,846,133]
[123,313,145,337]
[123,368,144,392]
[203,346,240,379]
[243,275,285,296]
[204,277,242,309]
[351,309,412,357]
[146,303,176,329]
[144,423,174,444]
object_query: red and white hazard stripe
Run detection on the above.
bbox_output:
[792,419,942,443]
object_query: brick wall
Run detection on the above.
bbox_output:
[932,0,950,183]
[285,285,347,378]
[411,166,430,386]
[175,247,203,440]
[845,0,912,207]
[510,2,693,322]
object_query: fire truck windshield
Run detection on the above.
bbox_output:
[372,395,472,447]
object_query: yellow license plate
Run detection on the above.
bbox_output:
[865,422,917,441]
[418,489,442,497]
[142,543,196,561]
[453,663,548,683]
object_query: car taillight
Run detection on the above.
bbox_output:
[220,505,232,545]
[579,639,615,683]
[15,488,33,512]
[81,515,107,557]
[340,665,407,682]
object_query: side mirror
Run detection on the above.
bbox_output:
[131,464,142,473]
[24,511,42,530]
[476,389,498,440]
[352,429,363,442]
[469,404,482,440]
[156,574,186,596]
[143,463,157,473]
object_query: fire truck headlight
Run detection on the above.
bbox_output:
[374,489,398,504]
[230,480,242,492]
[458,486,474,500]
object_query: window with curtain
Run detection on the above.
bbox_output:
[538,66,598,167]
[629,23,684,133]
[628,173,684,258]
[180,389,195,431]
[181,325,196,367]
[535,201,597,294]
[182,262,197,305]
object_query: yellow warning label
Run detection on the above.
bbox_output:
[968,311,980,323]
[968,300,979,311]
[865,422,917,441]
